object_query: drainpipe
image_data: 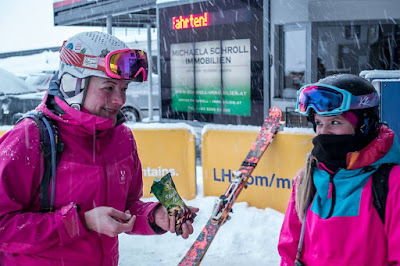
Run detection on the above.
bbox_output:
[106,15,112,35]
[147,23,153,121]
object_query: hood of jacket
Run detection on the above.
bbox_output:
[346,124,400,169]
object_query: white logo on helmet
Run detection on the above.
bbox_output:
[359,96,370,106]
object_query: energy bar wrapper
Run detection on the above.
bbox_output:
[150,173,196,235]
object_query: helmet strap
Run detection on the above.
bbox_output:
[60,74,88,110]
[80,77,91,108]
[70,78,83,110]
[359,118,370,136]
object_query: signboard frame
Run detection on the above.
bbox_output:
[158,0,265,126]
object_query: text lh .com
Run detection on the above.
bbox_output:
[213,168,295,189]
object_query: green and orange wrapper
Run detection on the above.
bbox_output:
[150,173,196,235]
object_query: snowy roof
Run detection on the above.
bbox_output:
[202,124,315,136]
[0,67,36,94]
[127,122,196,136]
[156,0,178,4]
[201,124,260,136]
[360,70,400,80]
[0,51,59,76]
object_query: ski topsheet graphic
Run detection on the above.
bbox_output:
[178,107,283,266]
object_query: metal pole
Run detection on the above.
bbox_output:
[106,15,112,35]
[147,23,153,121]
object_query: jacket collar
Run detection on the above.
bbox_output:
[38,93,126,135]
[346,124,398,170]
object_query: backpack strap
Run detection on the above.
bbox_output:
[371,163,396,223]
[17,111,64,212]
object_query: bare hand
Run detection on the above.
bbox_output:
[153,205,199,239]
[84,207,136,237]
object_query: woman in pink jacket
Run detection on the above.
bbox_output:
[0,31,198,265]
[278,74,400,265]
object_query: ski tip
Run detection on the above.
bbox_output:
[269,106,282,117]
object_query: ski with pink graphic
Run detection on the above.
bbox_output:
[178,107,282,266]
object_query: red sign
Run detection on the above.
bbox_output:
[53,0,85,9]
[172,12,210,30]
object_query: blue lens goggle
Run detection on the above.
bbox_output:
[295,83,380,116]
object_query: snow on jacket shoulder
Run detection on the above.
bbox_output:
[0,94,160,266]
[278,125,400,266]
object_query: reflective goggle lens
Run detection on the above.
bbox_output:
[298,85,344,113]
[108,50,148,81]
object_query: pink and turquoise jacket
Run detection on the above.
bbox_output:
[278,125,400,265]
[0,93,161,265]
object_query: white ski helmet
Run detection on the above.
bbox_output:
[58,31,130,109]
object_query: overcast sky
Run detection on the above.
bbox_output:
[0,0,104,53]
[0,0,157,53]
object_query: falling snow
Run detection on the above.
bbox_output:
[0,52,286,265]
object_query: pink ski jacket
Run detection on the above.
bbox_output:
[0,94,161,265]
[278,125,400,265]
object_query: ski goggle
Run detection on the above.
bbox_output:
[295,83,380,116]
[60,43,148,82]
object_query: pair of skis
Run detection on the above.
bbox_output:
[178,107,283,265]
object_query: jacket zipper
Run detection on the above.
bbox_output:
[326,171,338,219]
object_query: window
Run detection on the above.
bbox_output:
[280,27,307,99]
[317,23,400,80]
[159,0,265,125]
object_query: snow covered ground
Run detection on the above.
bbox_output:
[118,166,284,266]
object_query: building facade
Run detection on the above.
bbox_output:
[53,0,400,126]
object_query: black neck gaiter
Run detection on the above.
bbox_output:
[311,134,373,171]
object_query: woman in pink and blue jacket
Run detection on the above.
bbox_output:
[278,74,400,265]
[0,31,198,265]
